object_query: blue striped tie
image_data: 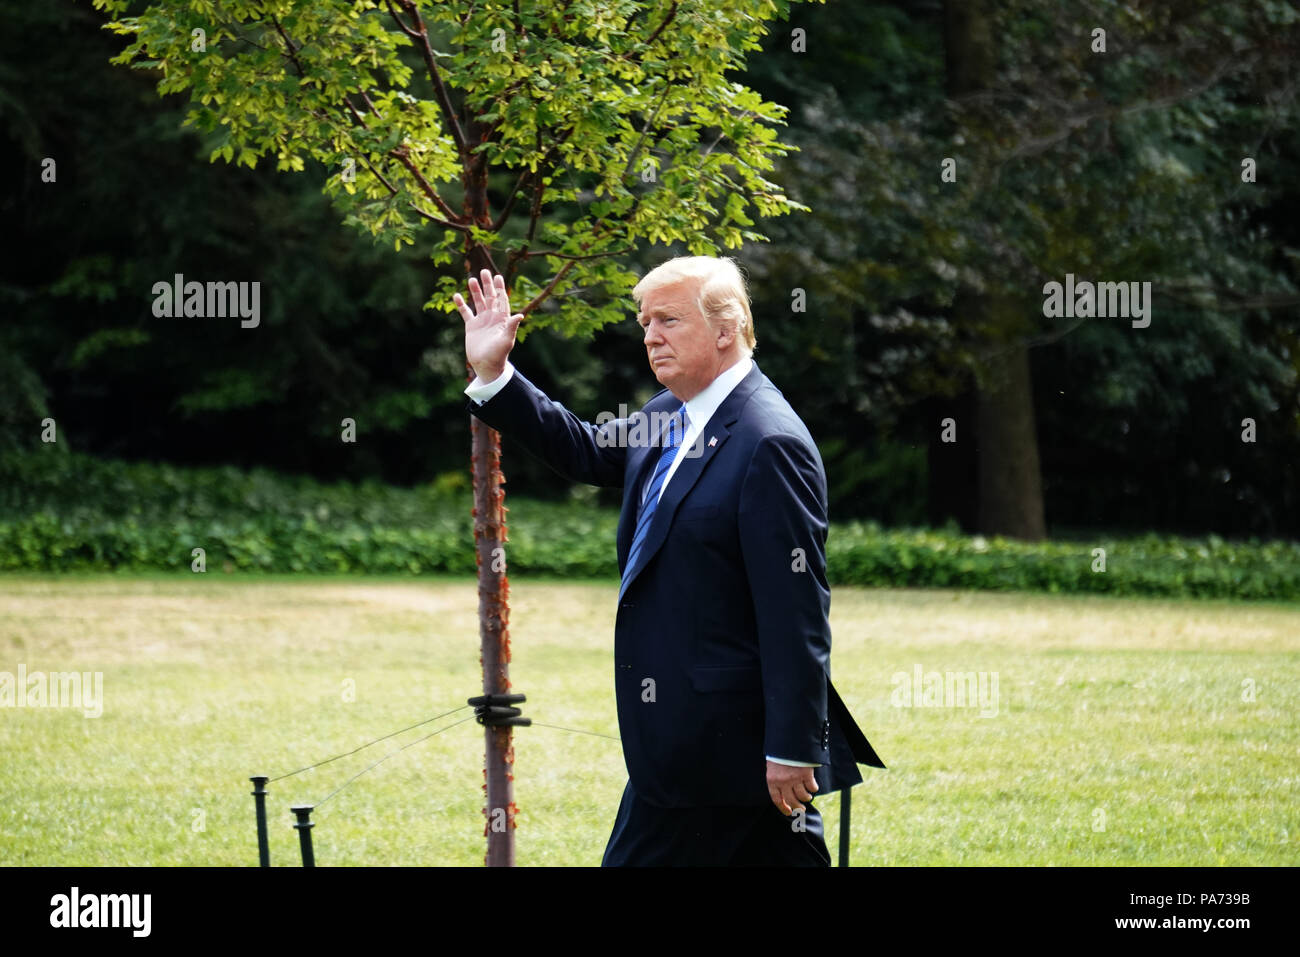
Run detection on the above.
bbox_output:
[620,403,688,600]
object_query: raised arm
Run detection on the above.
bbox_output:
[455,269,627,488]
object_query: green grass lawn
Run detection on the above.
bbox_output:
[0,574,1296,866]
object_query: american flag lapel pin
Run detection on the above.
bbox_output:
[708,436,717,447]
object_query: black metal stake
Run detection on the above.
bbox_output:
[250,775,270,867]
[838,786,852,868]
[291,804,316,867]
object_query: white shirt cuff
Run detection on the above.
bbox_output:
[766,755,821,768]
[465,361,516,404]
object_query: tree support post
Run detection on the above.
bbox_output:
[250,774,270,867]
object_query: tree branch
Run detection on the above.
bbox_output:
[351,153,466,233]
[410,202,471,232]
[388,145,461,222]
[504,161,547,284]
[522,165,547,245]
[269,14,308,78]
[623,79,675,180]
[384,0,422,39]
[996,51,1252,162]
[520,246,635,262]
[972,315,1088,366]
[517,188,648,314]
[1154,282,1300,311]
[390,0,469,157]
[643,3,679,50]
[347,89,461,223]
[521,260,579,315]
[492,166,533,232]
[500,129,581,278]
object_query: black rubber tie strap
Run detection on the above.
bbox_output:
[468,692,532,728]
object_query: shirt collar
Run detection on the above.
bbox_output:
[681,355,752,437]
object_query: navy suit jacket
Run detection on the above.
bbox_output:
[467,359,884,808]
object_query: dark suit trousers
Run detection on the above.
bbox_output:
[601,781,831,867]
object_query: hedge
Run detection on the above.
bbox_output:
[2,450,1297,600]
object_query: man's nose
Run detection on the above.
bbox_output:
[643,321,662,345]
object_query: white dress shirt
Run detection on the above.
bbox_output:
[465,359,819,769]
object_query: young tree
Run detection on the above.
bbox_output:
[93,0,818,865]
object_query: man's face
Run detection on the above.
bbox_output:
[638,280,732,401]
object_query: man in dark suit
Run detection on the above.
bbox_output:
[454,257,883,866]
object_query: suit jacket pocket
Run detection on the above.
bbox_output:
[690,664,762,693]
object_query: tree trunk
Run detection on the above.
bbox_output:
[944,0,1047,541]
[943,0,994,98]
[464,132,516,866]
[925,388,979,533]
[975,339,1047,540]
[470,411,515,866]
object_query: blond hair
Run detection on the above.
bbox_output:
[632,256,756,355]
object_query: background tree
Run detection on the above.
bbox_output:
[738,0,1300,538]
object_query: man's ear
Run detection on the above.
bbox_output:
[715,319,737,351]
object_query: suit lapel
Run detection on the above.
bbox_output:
[618,362,766,596]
